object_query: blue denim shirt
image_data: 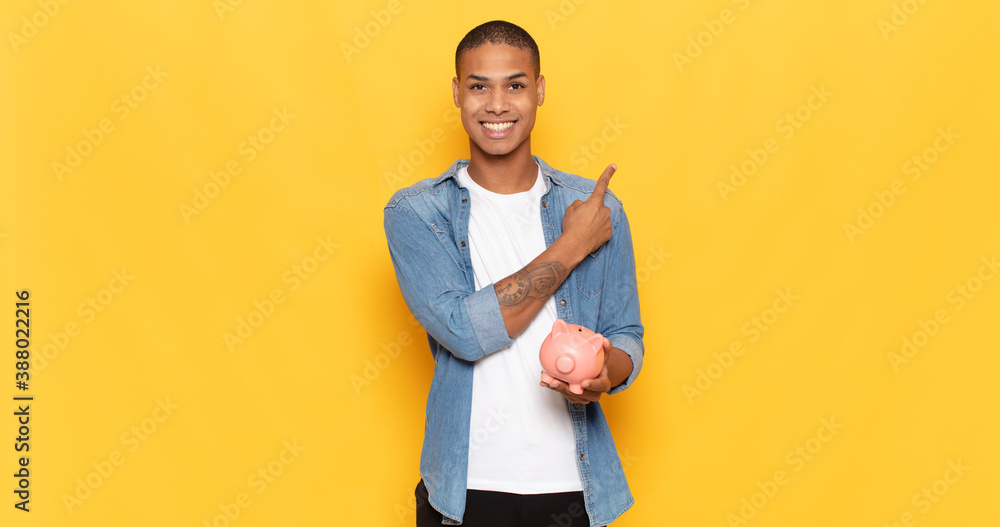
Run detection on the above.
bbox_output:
[384,156,644,526]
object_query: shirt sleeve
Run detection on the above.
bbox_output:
[598,203,644,395]
[384,201,514,361]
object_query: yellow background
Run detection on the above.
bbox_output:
[2,0,998,525]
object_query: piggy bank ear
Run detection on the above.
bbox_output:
[586,333,604,352]
[551,319,570,336]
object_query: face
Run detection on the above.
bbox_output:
[453,43,544,158]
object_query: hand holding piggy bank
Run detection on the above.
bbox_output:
[539,319,605,395]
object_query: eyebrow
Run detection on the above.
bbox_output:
[467,72,528,82]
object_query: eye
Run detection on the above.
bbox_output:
[509,83,525,91]
[469,84,486,91]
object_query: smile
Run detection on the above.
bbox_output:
[482,121,515,132]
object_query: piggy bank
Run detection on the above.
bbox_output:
[539,319,605,395]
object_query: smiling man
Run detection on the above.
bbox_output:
[384,20,644,527]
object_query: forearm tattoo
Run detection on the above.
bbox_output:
[495,261,567,306]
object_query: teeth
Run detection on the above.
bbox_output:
[483,121,514,132]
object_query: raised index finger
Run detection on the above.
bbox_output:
[588,163,616,202]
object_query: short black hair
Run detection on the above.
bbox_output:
[455,20,540,78]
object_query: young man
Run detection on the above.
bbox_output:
[384,20,644,527]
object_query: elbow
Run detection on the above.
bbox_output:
[607,332,644,394]
[433,317,512,362]
[434,330,488,362]
[420,308,494,362]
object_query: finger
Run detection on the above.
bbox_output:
[582,377,610,393]
[546,384,584,403]
[582,365,611,392]
[587,164,616,203]
[562,387,591,404]
[573,388,599,403]
[541,380,560,391]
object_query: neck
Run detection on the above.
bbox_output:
[466,138,536,194]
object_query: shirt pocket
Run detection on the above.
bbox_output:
[574,245,606,299]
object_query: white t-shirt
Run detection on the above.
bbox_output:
[458,164,583,494]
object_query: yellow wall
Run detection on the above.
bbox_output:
[2,0,997,525]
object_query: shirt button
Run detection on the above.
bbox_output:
[559,299,566,306]
[574,403,580,409]
[461,198,468,203]
[542,201,547,207]
[579,454,585,461]
[460,241,466,247]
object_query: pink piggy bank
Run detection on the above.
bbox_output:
[539,319,605,395]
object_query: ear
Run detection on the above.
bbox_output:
[536,74,545,106]
[586,333,604,352]
[452,77,461,107]
[551,319,570,336]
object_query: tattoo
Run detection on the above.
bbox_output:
[495,261,567,306]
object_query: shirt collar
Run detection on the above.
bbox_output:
[432,155,567,190]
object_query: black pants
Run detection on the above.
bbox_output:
[415,479,602,527]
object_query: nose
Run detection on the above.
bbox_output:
[487,90,508,114]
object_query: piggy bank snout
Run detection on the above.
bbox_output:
[556,355,575,374]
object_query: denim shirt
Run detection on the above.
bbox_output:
[384,156,644,527]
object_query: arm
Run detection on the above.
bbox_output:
[542,195,644,403]
[541,337,633,402]
[385,203,513,362]
[604,346,635,389]
[494,164,618,338]
[382,165,618,361]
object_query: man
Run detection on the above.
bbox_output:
[384,20,643,527]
